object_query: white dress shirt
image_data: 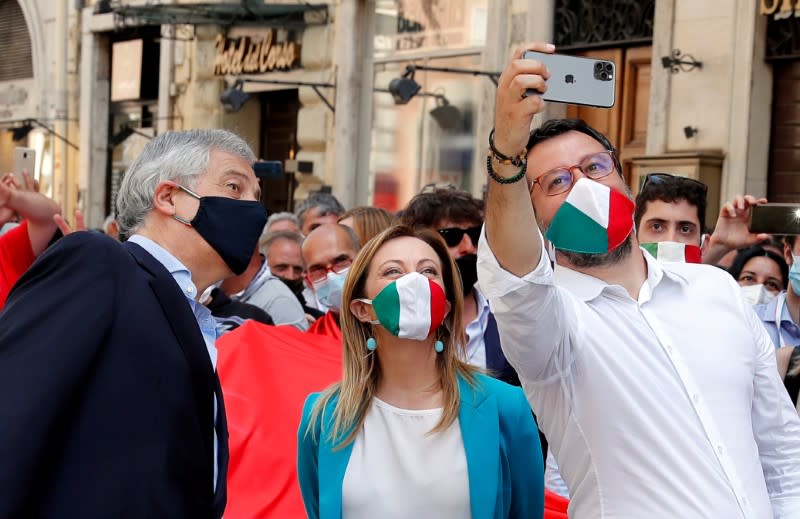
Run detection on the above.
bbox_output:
[463,288,490,369]
[477,229,800,518]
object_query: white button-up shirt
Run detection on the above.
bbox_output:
[477,229,800,518]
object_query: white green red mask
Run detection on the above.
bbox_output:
[640,241,702,264]
[545,178,634,254]
[358,272,448,340]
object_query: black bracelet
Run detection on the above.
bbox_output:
[489,129,526,167]
[486,155,527,185]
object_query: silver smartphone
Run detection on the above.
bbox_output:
[13,147,36,186]
[522,51,616,108]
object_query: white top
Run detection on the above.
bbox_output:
[477,228,800,519]
[342,397,471,519]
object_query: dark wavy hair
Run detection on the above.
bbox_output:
[728,245,788,290]
[526,118,623,177]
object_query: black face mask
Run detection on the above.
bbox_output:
[174,185,267,275]
[278,276,306,302]
[455,254,478,295]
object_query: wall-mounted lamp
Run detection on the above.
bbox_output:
[683,126,698,139]
[429,95,462,130]
[7,119,79,150]
[388,66,421,105]
[221,78,336,113]
[661,49,703,74]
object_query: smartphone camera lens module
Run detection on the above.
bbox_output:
[594,62,613,81]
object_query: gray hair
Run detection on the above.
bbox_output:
[295,192,345,229]
[260,229,304,254]
[265,211,299,233]
[116,129,255,236]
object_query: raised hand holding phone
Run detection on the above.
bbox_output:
[522,51,616,108]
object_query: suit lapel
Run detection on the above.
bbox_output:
[459,377,499,519]
[124,242,216,472]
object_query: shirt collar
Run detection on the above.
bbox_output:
[552,246,688,303]
[127,234,198,300]
[758,292,791,324]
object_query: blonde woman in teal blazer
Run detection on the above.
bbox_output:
[296,225,543,519]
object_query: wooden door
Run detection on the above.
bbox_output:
[259,89,299,213]
[768,61,800,202]
[567,46,652,185]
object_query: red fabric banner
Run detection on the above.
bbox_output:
[218,321,342,519]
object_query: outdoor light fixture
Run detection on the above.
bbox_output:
[6,119,79,150]
[683,126,698,139]
[109,124,153,147]
[220,80,252,112]
[221,78,336,113]
[661,50,702,73]
[388,66,422,105]
[429,95,462,130]
[11,122,33,141]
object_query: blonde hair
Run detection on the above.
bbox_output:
[306,224,477,448]
[338,206,396,247]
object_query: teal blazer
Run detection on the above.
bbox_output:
[297,373,544,519]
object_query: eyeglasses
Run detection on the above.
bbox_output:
[528,150,617,196]
[438,225,481,248]
[306,257,353,284]
[640,172,708,195]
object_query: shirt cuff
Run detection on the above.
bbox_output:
[476,224,554,300]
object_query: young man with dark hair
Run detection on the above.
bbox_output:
[478,43,800,518]
[401,188,519,386]
[635,173,707,249]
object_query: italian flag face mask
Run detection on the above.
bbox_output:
[640,241,702,263]
[358,272,448,341]
[545,178,635,254]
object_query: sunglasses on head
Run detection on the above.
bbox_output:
[641,173,708,194]
[438,225,481,248]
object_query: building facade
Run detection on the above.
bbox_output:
[2,0,796,228]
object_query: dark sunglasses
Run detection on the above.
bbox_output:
[438,226,481,248]
[641,173,708,194]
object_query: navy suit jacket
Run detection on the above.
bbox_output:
[0,232,227,518]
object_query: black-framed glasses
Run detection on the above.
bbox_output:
[528,150,617,196]
[438,226,481,248]
[640,172,708,195]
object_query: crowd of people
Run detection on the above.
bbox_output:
[1,42,799,518]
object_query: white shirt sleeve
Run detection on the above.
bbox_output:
[476,226,581,383]
[745,300,800,516]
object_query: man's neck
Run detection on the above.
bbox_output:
[134,226,224,298]
[559,242,648,300]
[220,256,262,296]
[786,286,800,324]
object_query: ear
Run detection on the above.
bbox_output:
[785,242,794,267]
[349,299,375,323]
[152,181,181,218]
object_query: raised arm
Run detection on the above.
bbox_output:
[485,43,553,276]
[0,172,60,255]
[702,194,768,266]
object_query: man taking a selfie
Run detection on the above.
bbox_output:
[477,42,800,518]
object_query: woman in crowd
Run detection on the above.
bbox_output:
[728,245,788,305]
[297,224,543,519]
[337,206,396,246]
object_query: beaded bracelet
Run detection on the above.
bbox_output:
[489,129,527,168]
[486,154,527,185]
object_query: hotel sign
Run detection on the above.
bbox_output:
[214,30,301,76]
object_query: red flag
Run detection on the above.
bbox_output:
[218,321,342,519]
